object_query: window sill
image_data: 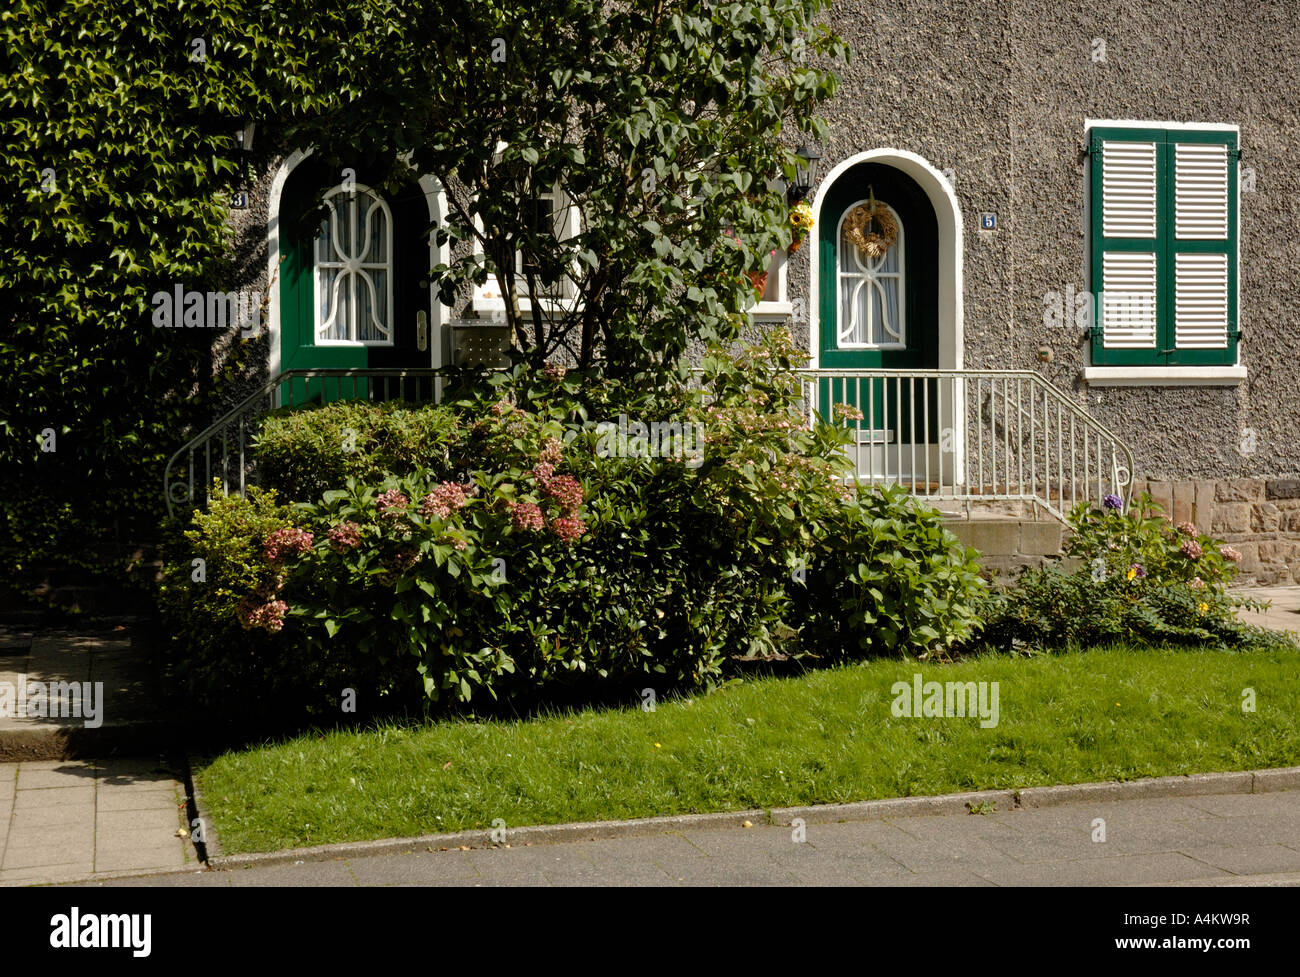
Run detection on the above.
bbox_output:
[472,295,583,316]
[1083,365,1246,386]
[749,301,792,321]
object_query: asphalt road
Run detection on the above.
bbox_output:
[81,789,1300,887]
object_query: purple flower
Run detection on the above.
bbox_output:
[1102,494,1123,511]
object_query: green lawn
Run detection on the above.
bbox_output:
[197,644,1300,854]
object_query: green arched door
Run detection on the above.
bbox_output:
[817,162,939,478]
[278,158,433,403]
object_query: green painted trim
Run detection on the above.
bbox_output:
[1089,126,1238,368]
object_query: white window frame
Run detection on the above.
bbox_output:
[749,246,793,320]
[471,147,585,317]
[312,183,396,347]
[835,200,906,350]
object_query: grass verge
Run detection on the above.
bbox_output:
[196,643,1300,854]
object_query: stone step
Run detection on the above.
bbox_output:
[943,516,1075,579]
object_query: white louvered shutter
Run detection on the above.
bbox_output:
[1099,140,1159,349]
[1172,142,1231,349]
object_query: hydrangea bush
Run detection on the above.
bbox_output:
[162,329,989,719]
[966,492,1280,654]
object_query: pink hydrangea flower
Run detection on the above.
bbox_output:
[1189,576,1206,590]
[532,462,555,485]
[543,474,584,514]
[542,362,567,382]
[1220,546,1242,563]
[375,489,409,520]
[510,502,545,532]
[539,437,563,466]
[550,516,587,543]
[237,597,288,632]
[419,482,468,520]
[327,521,362,552]
[263,527,314,563]
[1177,521,1197,537]
[1180,540,1203,560]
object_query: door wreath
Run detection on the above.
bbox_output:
[844,192,897,261]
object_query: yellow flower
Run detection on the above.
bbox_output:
[1126,567,1137,581]
[1197,602,1209,614]
[654,742,661,749]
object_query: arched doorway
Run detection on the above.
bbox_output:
[809,150,964,483]
[267,152,446,402]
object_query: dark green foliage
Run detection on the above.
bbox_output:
[966,493,1286,654]
[162,334,990,719]
[253,402,464,504]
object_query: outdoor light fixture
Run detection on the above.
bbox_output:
[789,143,822,202]
[233,120,257,153]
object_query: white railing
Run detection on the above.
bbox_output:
[799,369,1133,521]
[166,366,1133,526]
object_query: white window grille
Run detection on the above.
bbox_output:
[837,202,905,348]
[314,185,394,344]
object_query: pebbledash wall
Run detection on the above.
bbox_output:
[778,0,1300,583]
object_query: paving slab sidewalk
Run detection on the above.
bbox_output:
[0,618,171,759]
[0,757,193,885]
[1235,585,1300,637]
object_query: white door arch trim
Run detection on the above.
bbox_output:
[807,148,963,370]
[265,149,448,380]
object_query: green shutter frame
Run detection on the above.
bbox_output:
[1089,126,1238,367]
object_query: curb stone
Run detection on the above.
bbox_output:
[185,754,222,861]
[194,764,1300,873]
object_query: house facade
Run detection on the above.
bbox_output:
[217,0,1300,582]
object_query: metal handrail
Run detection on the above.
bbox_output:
[164,368,447,518]
[795,368,1134,521]
[166,365,1135,525]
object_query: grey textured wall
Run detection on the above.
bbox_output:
[791,0,1300,483]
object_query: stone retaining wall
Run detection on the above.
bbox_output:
[1130,477,1300,586]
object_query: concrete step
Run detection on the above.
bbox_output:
[943,516,1077,579]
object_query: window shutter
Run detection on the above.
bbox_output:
[1090,126,1238,367]
[1167,136,1236,364]
[1091,131,1164,365]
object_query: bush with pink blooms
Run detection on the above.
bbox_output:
[163,328,988,718]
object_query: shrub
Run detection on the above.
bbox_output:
[1065,492,1239,592]
[967,493,1284,653]
[793,485,987,659]
[165,329,992,717]
[157,487,332,716]
[252,401,463,503]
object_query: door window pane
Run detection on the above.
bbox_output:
[314,186,394,344]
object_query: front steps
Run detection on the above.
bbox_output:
[941,514,1075,580]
